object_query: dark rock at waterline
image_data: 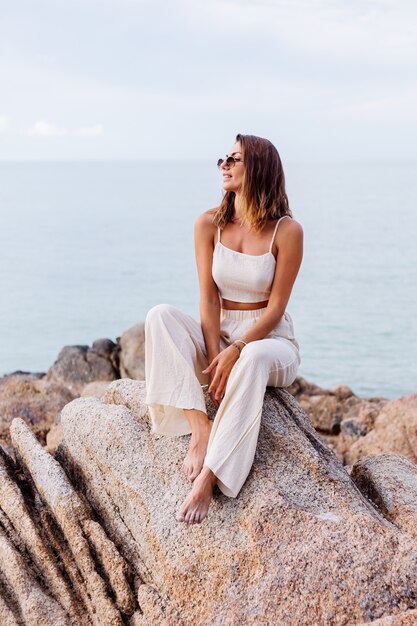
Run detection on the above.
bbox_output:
[45,339,120,395]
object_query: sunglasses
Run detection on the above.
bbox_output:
[217,156,244,169]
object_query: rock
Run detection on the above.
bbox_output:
[117,323,145,380]
[2,418,136,625]
[286,374,327,398]
[53,378,417,626]
[45,340,119,395]
[81,380,113,399]
[351,454,417,537]
[331,384,355,400]
[0,446,78,624]
[344,395,417,466]
[359,607,417,625]
[45,423,64,454]
[304,393,346,433]
[0,373,75,452]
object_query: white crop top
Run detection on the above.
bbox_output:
[212,215,291,303]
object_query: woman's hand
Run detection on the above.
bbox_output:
[206,369,220,408]
[202,345,240,405]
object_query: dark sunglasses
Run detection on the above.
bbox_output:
[217,156,244,169]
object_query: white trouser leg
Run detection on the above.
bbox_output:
[144,303,214,436]
[204,337,301,498]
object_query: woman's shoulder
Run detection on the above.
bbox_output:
[195,208,218,228]
[194,209,218,247]
[279,215,303,236]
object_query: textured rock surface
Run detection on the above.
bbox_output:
[359,608,417,625]
[345,395,417,466]
[352,453,417,537]
[53,378,417,626]
[287,376,387,444]
[0,372,75,452]
[0,419,136,625]
[117,322,145,380]
[283,376,388,467]
[45,339,119,395]
[81,380,113,398]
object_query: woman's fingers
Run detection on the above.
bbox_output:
[208,373,220,394]
[214,372,229,401]
[202,356,218,374]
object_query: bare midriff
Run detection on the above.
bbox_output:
[221,297,269,310]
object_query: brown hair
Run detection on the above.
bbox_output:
[212,133,292,233]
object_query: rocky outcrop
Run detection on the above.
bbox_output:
[3,320,417,624]
[344,395,417,466]
[2,378,417,624]
[51,379,417,626]
[0,339,120,454]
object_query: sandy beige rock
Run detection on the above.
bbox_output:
[0,373,75,451]
[56,379,417,626]
[117,322,145,380]
[45,422,64,453]
[81,380,113,398]
[0,525,70,626]
[345,395,417,466]
[287,376,366,434]
[0,447,80,622]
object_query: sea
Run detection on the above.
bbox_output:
[0,159,416,400]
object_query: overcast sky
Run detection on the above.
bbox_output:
[1,0,416,161]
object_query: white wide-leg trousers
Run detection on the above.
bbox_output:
[144,303,301,498]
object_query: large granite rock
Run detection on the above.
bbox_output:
[50,379,417,626]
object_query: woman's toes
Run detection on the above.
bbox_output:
[189,468,198,482]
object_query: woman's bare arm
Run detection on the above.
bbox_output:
[194,211,221,361]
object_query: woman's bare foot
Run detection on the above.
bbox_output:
[176,466,217,524]
[182,410,212,482]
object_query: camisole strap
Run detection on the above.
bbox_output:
[268,215,291,252]
[217,225,221,244]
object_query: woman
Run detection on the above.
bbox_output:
[145,133,303,525]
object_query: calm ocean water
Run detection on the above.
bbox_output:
[0,159,416,399]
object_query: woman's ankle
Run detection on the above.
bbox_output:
[183,408,211,432]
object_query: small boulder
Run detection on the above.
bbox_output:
[46,340,119,395]
[117,322,145,380]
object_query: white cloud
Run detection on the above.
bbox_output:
[74,124,104,136]
[28,120,67,136]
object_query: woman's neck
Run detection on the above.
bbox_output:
[232,192,245,222]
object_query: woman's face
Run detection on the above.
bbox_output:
[220,140,245,193]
